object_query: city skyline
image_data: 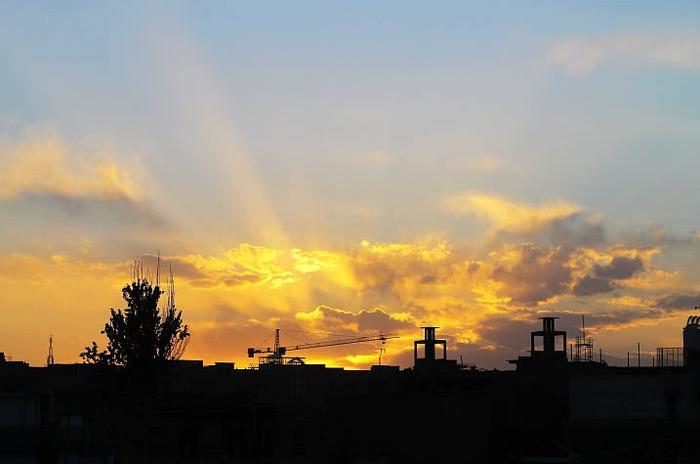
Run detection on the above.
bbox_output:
[2,1,700,368]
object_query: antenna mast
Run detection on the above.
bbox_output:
[47,335,54,366]
[574,314,594,363]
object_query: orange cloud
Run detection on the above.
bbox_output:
[0,135,139,201]
[0,217,695,369]
[443,192,582,232]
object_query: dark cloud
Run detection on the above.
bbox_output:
[475,314,537,352]
[0,192,173,258]
[141,254,208,281]
[491,244,573,306]
[467,262,480,274]
[555,309,645,329]
[545,216,607,248]
[573,275,616,296]
[1,192,165,229]
[594,256,643,280]
[351,259,399,294]
[619,224,694,248]
[221,273,266,287]
[356,309,415,333]
[490,213,607,250]
[554,308,690,334]
[308,305,415,335]
[571,256,644,298]
[655,293,700,310]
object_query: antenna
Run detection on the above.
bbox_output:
[47,335,54,366]
[168,261,175,309]
[156,251,160,287]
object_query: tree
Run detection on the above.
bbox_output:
[81,267,190,369]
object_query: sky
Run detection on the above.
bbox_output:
[2,1,700,369]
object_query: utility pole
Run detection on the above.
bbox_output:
[637,342,641,367]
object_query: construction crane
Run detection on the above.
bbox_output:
[247,329,399,366]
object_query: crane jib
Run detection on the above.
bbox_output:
[246,331,400,359]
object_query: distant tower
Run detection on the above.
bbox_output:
[47,335,54,366]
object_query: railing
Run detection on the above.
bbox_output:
[656,347,684,367]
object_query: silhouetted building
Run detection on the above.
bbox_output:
[0,351,29,368]
[683,314,700,368]
[2,317,700,463]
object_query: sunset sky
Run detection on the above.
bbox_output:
[2,2,700,369]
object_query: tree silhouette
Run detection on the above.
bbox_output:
[81,267,190,369]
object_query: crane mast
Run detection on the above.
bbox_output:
[247,329,399,366]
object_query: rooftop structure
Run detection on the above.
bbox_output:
[684,314,700,368]
[413,326,458,371]
[510,317,568,371]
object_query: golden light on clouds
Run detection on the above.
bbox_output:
[2,228,685,368]
[0,135,139,201]
[0,152,696,369]
[444,192,582,232]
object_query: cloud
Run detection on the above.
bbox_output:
[655,293,700,310]
[573,275,616,296]
[473,314,537,352]
[490,244,573,305]
[0,134,170,255]
[2,191,164,227]
[349,240,453,296]
[157,245,298,289]
[444,192,581,233]
[594,256,643,279]
[0,186,695,369]
[0,135,139,201]
[295,305,416,335]
[550,32,700,76]
[572,255,646,297]
[485,241,653,304]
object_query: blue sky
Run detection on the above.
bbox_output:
[3,1,700,245]
[2,2,700,367]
